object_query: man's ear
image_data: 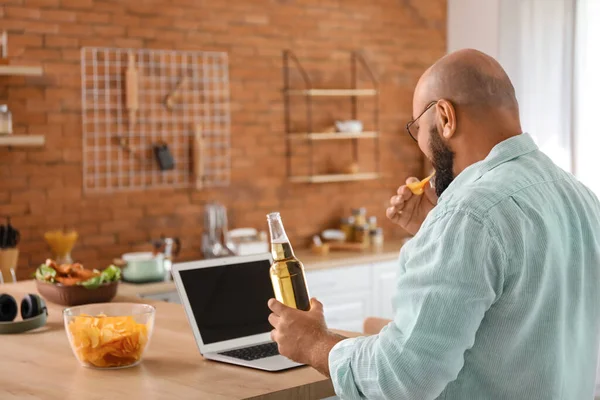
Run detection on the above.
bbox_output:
[435,99,457,139]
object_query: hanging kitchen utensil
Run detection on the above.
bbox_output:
[153,141,175,171]
[0,31,8,62]
[119,52,140,158]
[165,75,189,110]
[193,124,204,189]
[126,52,139,125]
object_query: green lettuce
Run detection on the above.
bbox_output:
[100,265,121,282]
[35,264,56,283]
[80,265,121,289]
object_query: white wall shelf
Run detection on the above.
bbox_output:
[289,173,380,184]
[288,131,378,141]
[285,89,377,96]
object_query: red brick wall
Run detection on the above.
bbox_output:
[0,0,446,279]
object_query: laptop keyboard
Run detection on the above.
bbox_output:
[219,342,280,361]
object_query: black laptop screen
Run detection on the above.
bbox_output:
[179,259,275,345]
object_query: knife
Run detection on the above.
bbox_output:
[4,217,19,248]
[0,224,5,249]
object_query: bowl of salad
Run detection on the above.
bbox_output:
[35,260,121,306]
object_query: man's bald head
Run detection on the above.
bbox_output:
[410,49,523,197]
[416,49,519,112]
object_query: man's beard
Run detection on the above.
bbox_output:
[429,125,455,198]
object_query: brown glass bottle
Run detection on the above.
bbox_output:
[267,212,310,311]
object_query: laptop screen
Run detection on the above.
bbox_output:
[179,258,275,345]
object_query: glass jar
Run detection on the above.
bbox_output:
[352,208,367,226]
[368,216,377,230]
[354,224,370,247]
[0,105,12,135]
[370,228,384,250]
[340,217,354,242]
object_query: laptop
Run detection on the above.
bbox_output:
[171,253,304,372]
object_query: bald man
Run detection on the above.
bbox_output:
[268,49,600,399]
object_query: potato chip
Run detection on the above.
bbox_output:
[68,314,149,368]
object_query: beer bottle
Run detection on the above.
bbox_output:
[267,212,310,311]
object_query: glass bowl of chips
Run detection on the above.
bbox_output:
[64,303,155,369]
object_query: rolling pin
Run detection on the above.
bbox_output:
[1,31,8,61]
[126,52,138,127]
[194,124,204,189]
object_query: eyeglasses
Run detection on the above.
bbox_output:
[405,101,437,142]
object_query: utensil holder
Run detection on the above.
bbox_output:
[0,248,19,283]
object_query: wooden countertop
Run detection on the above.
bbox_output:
[119,281,178,297]
[118,238,406,298]
[1,280,355,400]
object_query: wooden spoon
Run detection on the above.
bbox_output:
[406,172,435,195]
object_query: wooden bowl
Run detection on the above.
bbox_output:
[36,280,119,306]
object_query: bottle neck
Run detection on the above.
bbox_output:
[267,213,295,261]
[267,214,287,240]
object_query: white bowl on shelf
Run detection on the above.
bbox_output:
[321,229,346,242]
[335,120,363,133]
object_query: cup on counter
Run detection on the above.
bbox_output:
[0,248,18,283]
[44,230,78,265]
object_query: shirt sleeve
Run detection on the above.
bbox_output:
[328,210,506,400]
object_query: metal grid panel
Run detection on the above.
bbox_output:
[81,47,230,193]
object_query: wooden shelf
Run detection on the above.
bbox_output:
[0,65,43,76]
[289,131,378,141]
[290,173,380,184]
[0,135,46,147]
[286,89,377,97]
[283,51,380,184]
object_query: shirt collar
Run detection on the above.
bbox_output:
[438,133,538,203]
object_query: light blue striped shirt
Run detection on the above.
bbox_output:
[329,133,600,399]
